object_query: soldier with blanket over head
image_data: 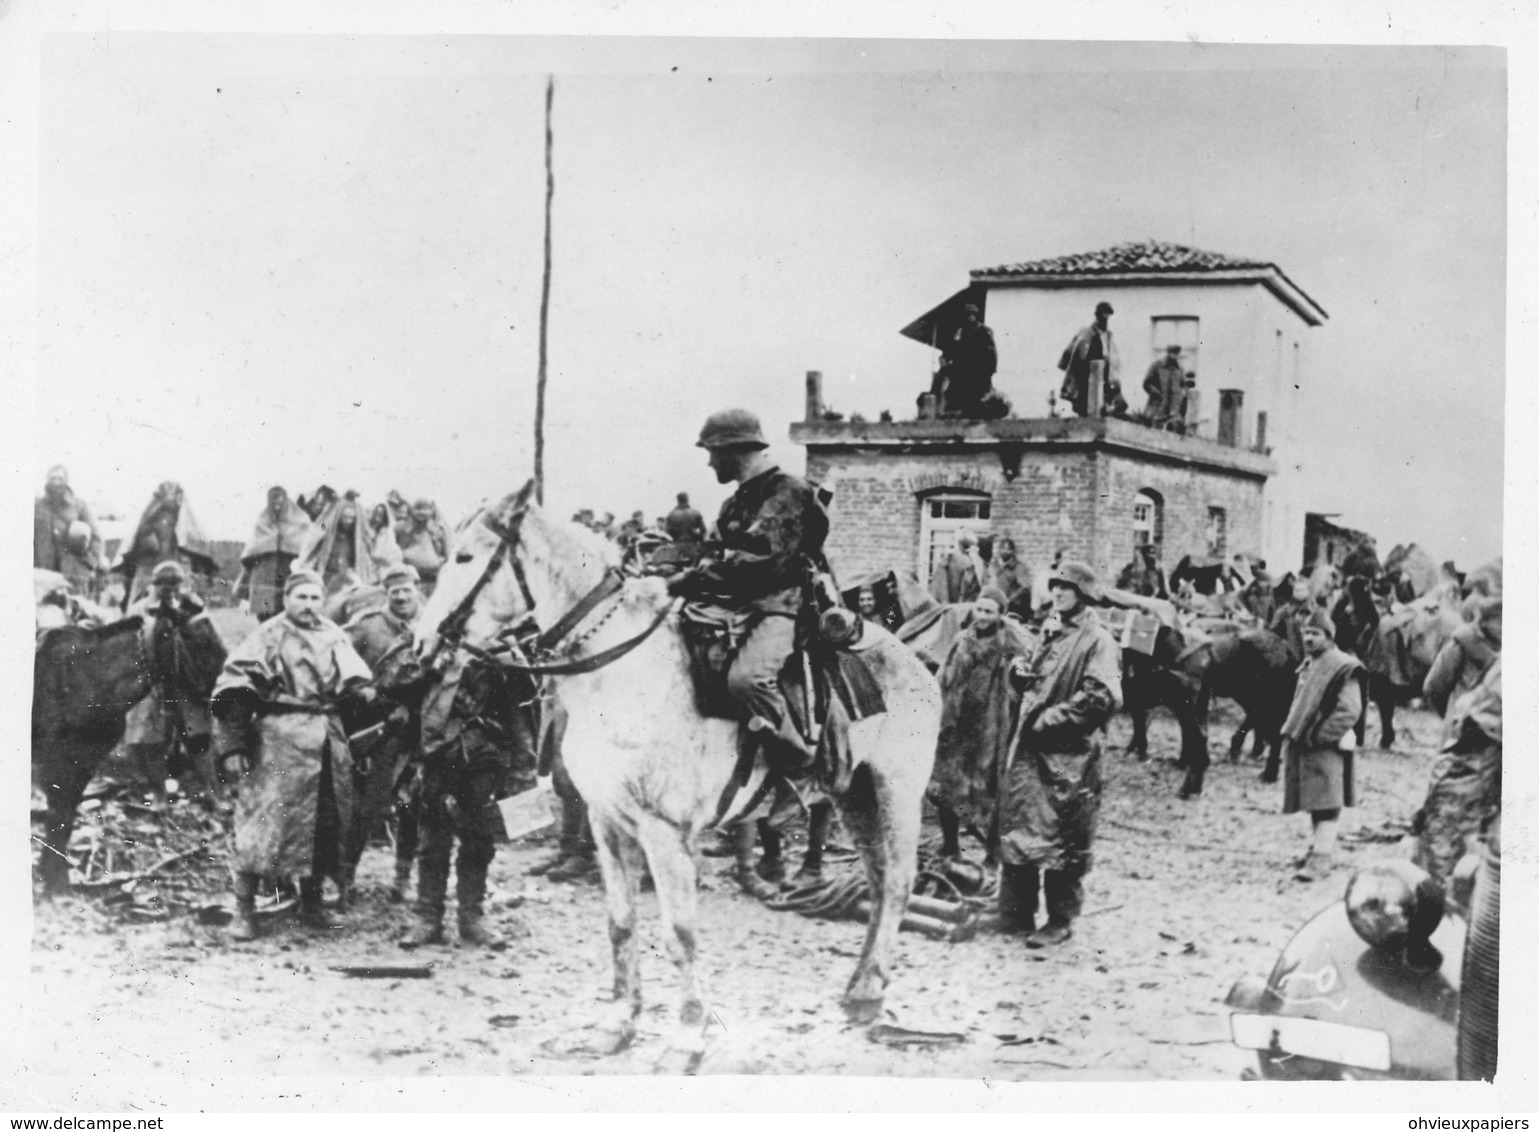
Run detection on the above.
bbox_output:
[930,586,1031,865]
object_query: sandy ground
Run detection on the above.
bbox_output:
[23,704,1443,1091]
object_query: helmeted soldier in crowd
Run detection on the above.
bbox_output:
[34,465,104,596]
[667,408,831,777]
[110,560,216,798]
[401,613,540,949]
[997,561,1122,948]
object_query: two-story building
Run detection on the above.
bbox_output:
[793,240,1327,587]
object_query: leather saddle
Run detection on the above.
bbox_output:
[679,601,885,795]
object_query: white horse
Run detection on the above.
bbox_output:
[416,481,941,1063]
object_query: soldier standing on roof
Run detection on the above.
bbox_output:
[1057,301,1121,417]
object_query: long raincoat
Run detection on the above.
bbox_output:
[214,613,373,879]
[998,606,1122,873]
[930,617,1032,837]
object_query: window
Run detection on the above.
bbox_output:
[1206,506,1228,559]
[1132,489,1163,554]
[919,492,991,586]
[1151,316,1199,381]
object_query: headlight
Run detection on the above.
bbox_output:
[1344,860,1445,952]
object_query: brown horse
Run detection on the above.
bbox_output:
[416,482,941,1065]
[33,618,150,893]
[33,611,231,893]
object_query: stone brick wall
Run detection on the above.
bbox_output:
[1097,455,1265,577]
[805,445,1264,584]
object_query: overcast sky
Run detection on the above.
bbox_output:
[32,35,1504,567]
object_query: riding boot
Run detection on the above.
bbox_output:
[1026,869,1081,948]
[997,864,1039,935]
[545,852,596,884]
[227,872,259,941]
[298,876,336,930]
[401,855,449,949]
[455,860,497,948]
[387,857,414,904]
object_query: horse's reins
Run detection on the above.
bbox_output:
[432,505,674,678]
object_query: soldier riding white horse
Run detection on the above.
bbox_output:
[415,411,940,1067]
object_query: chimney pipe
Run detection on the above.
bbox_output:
[805,370,824,422]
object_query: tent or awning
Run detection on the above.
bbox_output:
[899,285,988,348]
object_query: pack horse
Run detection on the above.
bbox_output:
[416,480,941,1065]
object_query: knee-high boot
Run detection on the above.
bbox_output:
[456,844,497,947]
[401,850,449,949]
[997,864,1039,935]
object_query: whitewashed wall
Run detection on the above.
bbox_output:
[965,281,1313,569]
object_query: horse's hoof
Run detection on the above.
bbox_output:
[1178,777,1204,800]
[1259,771,1278,785]
[841,997,884,1026]
[734,869,781,902]
[792,863,824,885]
[589,1021,637,1056]
[654,1029,708,1075]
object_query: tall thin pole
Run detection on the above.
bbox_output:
[534,75,555,505]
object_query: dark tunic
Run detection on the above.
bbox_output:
[664,504,707,545]
[691,468,828,615]
[936,322,998,416]
[931,618,1031,834]
[998,607,1122,872]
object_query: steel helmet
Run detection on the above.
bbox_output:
[696,409,768,450]
[1048,560,1102,602]
[65,520,93,556]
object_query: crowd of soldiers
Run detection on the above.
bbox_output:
[32,464,723,946]
[33,432,1501,962]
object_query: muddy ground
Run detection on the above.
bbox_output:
[24,704,1443,1089]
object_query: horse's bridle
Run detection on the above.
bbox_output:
[430,504,674,678]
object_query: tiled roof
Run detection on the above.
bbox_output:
[975,240,1272,278]
[971,239,1327,323]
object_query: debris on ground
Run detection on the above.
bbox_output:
[39,791,234,920]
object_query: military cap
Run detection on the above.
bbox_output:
[284,567,324,595]
[382,563,421,589]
